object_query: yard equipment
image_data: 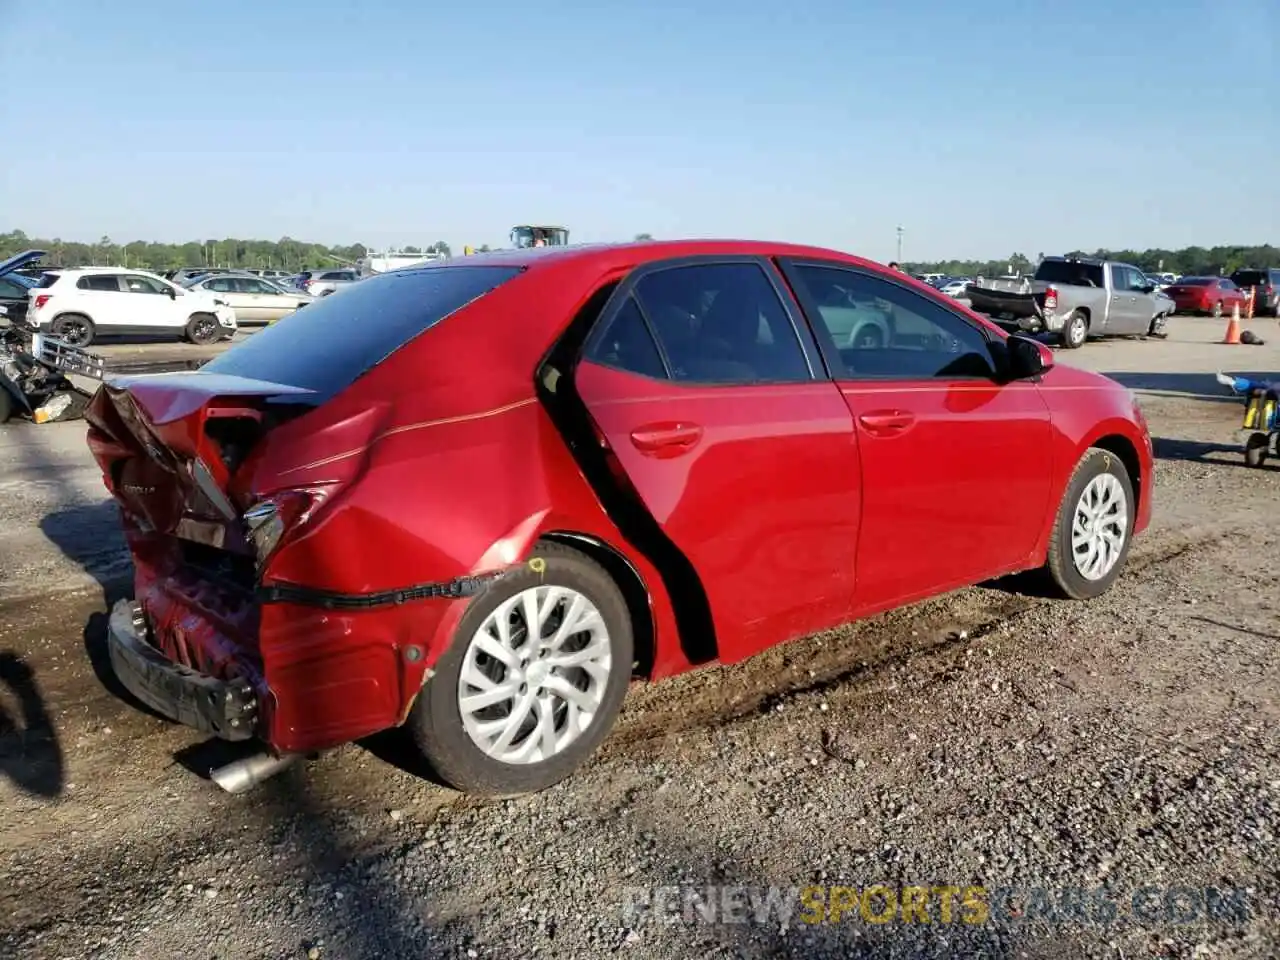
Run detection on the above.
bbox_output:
[1216,372,1280,467]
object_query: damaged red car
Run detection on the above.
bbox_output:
[86,240,1153,795]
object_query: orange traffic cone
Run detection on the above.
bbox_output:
[1222,304,1241,344]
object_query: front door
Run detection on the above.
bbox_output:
[573,258,863,663]
[780,260,1056,613]
[1106,264,1149,334]
[120,274,182,333]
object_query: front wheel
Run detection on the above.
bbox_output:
[1044,447,1136,600]
[407,543,634,795]
[185,313,221,345]
[1059,310,1089,349]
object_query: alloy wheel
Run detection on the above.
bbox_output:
[458,585,611,765]
[1071,473,1128,581]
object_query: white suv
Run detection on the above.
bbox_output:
[27,269,238,347]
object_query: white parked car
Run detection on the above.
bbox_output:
[939,279,971,298]
[27,269,237,347]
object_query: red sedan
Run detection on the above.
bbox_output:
[1163,276,1250,317]
[85,240,1153,795]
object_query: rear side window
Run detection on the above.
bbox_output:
[585,295,668,380]
[77,275,123,292]
[1034,260,1105,287]
[36,273,61,289]
[628,262,810,384]
[201,265,523,399]
[1232,270,1265,286]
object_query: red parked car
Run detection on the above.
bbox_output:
[85,241,1153,795]
[1163,276,1250,317]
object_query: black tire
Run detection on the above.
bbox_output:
[1244,433,1268,468]
[185,313,221,345]
[1044,447,1136,600]
[1059,310,1089,349]
[51,314,95,347]
[407,542,634,795]
[0,388,12,425]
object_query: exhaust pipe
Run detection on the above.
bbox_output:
[210,751,298,794]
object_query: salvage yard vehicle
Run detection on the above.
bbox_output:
[1163,276,1251,318]
[966,256,1167,348]
[182,271,315,326]
[0,304,97,424]
[85,240,1154,796]
[28,268,238,346]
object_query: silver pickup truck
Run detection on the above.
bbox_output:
[965,256,1171,349]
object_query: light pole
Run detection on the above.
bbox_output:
[895,225,904,264]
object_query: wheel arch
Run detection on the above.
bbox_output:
[1088,432,1143,521]
[536,531,657,679]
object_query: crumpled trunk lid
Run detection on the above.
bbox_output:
[86,372,318,549]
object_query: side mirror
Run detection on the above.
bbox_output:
[1005,334,1053,380]
[1141,284,1156,294]
[167,286,177,298]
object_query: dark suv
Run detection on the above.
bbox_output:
[1229,268,1280,317]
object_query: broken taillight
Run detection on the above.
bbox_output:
[243,490,319,572]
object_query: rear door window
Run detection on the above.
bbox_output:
[201,265,523,400]
[1034,260,1105,288]
[77,275,123,292]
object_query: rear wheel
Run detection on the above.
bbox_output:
[1245,433,1269,468]
[51,314,95,347]
[407,543,634,795]
[185,313,220,345]
[1059,310,1089,349]
[1045,447,1135,600]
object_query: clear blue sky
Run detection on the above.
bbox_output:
[1,0,1275,261]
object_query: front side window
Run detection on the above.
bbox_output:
[123,275,169,294]
[625,262,810,384]
[788,264,996,380]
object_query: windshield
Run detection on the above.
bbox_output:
[201,265,523,400]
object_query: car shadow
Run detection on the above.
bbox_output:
[0,651,65,798]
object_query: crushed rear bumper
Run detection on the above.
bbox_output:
[106,599,259,741]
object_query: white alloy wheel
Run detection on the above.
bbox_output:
[458,585,611,765]
[1071,473,1128,581]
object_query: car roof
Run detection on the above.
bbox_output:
[397,239,890,275]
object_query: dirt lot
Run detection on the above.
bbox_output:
[1,318,1278,959]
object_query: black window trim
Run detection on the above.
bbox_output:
[776,257,1004,383]
[579,254,825,387]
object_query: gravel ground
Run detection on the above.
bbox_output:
[1,318,1278,959]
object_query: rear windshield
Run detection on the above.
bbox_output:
[1231,270,1265,285]
[1034,260,1104,287]
[200,265,523,399]
[1176,278,1213,286]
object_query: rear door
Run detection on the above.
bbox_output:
[573,257,863,663]
[779,259,1055,613]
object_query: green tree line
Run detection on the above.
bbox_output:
[905,245,1278,279]
[0,230,453,273]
